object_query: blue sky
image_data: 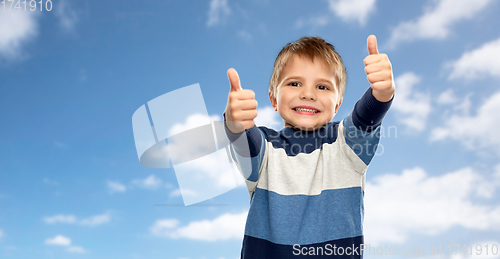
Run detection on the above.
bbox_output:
[1,0,500,258]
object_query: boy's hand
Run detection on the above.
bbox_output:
[364,35,395,102]
[224,68,258,134]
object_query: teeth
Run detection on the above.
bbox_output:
[295,108,318,113]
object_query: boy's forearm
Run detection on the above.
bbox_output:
[223,113,263,158]
[223,114,265,182]
[351,87,393,132]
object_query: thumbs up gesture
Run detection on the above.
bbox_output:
[363,35,395,102]
[224,68,258,134]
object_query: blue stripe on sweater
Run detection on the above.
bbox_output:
[245,187,364,245]
[258,122,339,157]
[342,114,381,165]
[241,234,364,259]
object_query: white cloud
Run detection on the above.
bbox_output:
[238,30,252,41]
[0,10,39,60]
[294,15,330,29]
[132,175,163,190]
[152,219,179,229]
[168,114,221,136]
[44,215,77,224]
[364,167,500,245]
[328,0,376,25]
[169,189,181,197]
[295,0,375,29]
[44,235,87,253]
[43,212,110,227]
[207,0,231,27]
[436,89,473,118]
[447,37,500,80]
[254,106,282,130]
[386,0,492,48]
[175,146,244,189]
[150,211,247,241]
[495,164,500,183]
[169,116,224,163]
[55,0,79,32]
[437,89,458,105]
[79,212,110,226]
[170,146,244,205]
[45,235,71,246]
[169,188,197,198]
[66,246,86,253]
[166,112,244,205]
[391,72,431,131]
[431,91,500,155]
[43,178,59,186]
[107,181,127,193]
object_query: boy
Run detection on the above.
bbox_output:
[224,35,395,258]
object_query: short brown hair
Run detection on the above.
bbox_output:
[269,36,347,102]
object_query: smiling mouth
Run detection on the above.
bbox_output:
[293,107,320,113]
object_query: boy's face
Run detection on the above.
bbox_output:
[269,55,341,131]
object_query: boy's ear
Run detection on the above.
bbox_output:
[335,98,343,114]
[269,91,277,111]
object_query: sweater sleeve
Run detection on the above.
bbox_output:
[341,87,393,167]
[223,114,266,182]
[351,87,393,132]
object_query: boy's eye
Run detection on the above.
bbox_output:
[289,82,300,87]
[317,85,328,90]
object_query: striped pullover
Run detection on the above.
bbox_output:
[225,87,393,258]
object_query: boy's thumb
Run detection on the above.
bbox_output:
[227,68,242,92]
[367,35,379,55]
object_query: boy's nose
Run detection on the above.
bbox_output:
[300,87,316,100]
